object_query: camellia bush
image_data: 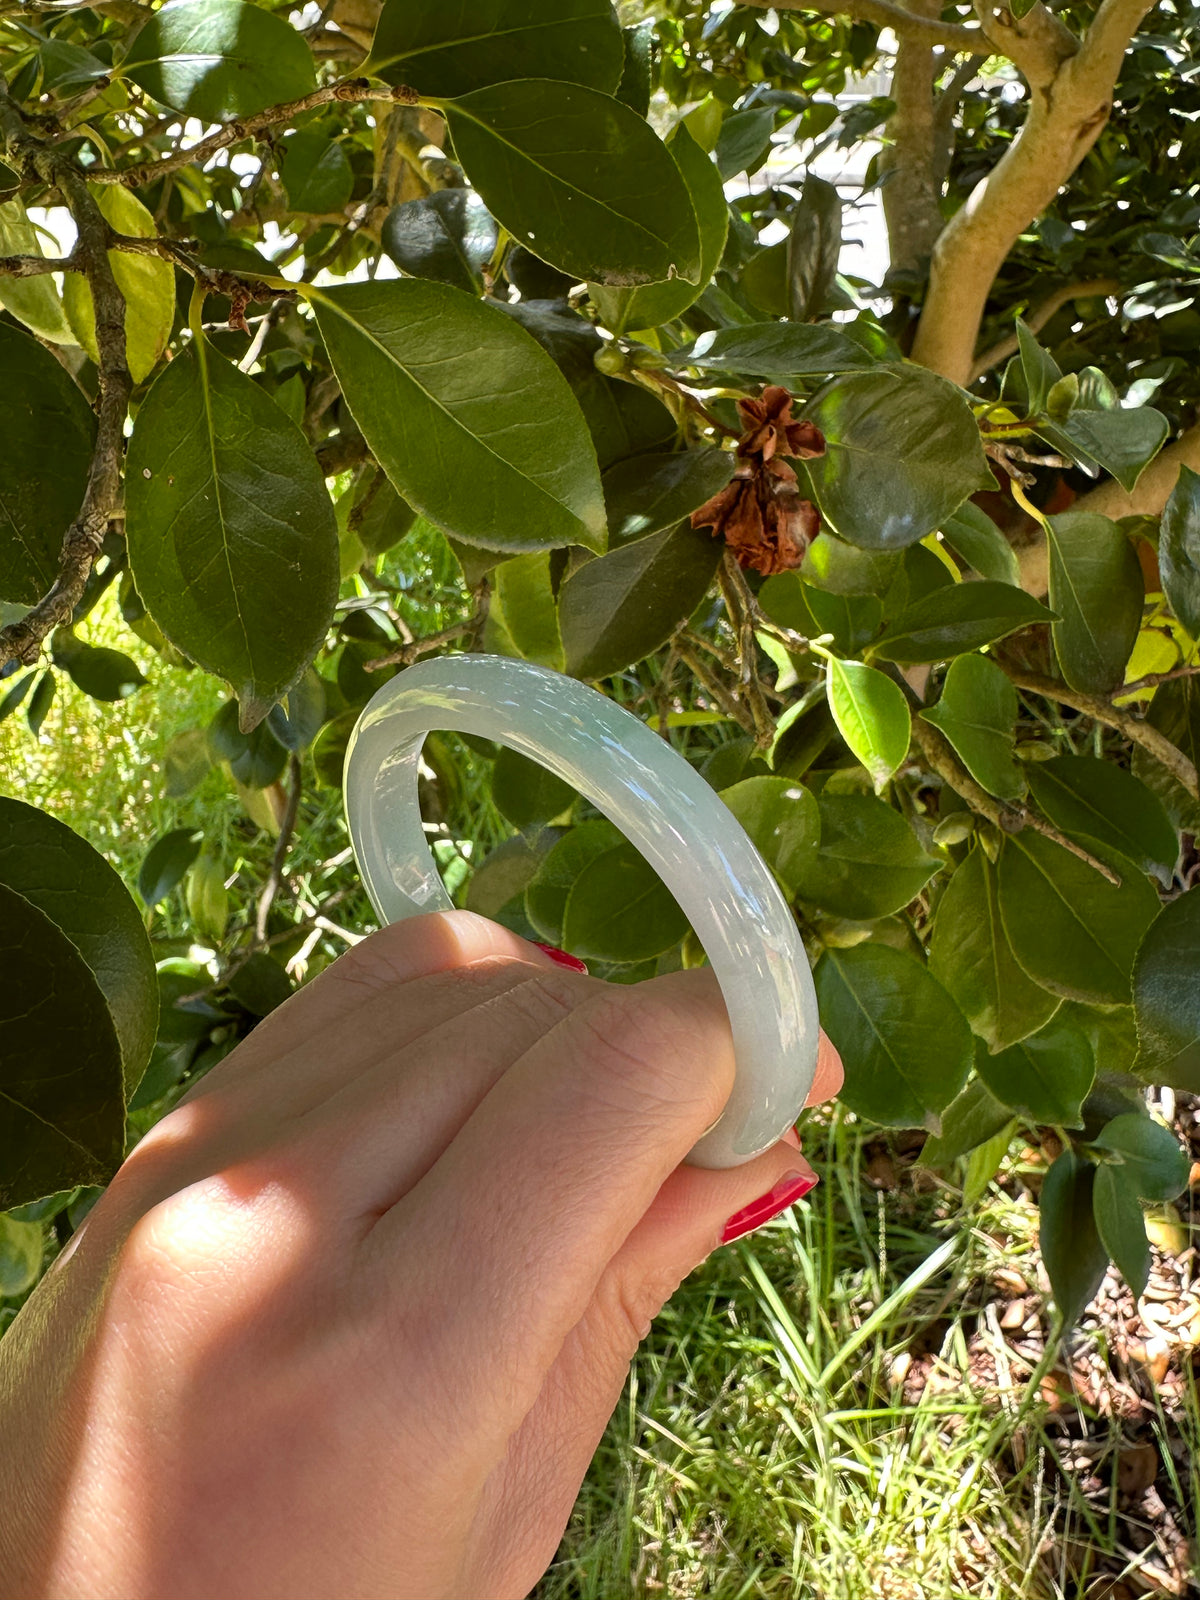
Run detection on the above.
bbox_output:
[1,0,1198,1329]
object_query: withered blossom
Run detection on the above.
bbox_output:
[690,385,825,576]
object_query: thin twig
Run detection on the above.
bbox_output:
[718,551,776,747]
[0,251,77,277]
[1118,662,1200,697]
[255,752,303,945]
[675,641,756,735]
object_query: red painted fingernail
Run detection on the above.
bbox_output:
[534,942,589,974]
[720,1170,817,1244]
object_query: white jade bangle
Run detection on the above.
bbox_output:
[343,654,819,1169]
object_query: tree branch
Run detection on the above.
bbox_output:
[970,277,1121,379]
[0,82,131,673]
[0,251,78,277]
[255,752,303,945]
[88,78,420,188]
[879,0,945,279]
[738,0,983,51]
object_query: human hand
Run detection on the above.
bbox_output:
[0,911,841,1600]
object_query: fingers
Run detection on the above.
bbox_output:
[807,1030,844,1108]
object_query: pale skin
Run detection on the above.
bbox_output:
[0,911,842,1600]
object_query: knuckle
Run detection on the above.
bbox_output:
[601,1262,684,1350]
[570,986,731,1123]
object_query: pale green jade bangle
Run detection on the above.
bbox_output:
[343,654,819,1170]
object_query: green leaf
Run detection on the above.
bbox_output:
[1132,886,1200,1092]
[825,658,911,793]
[602,449,734,547]
[1159,463,1200,639]
[679,323,874,384]
[0,670,36,726]
[0,163,17,200]
[803,532,901,596]
[312,281,605,554]
[267,670,326,751]
[804,587,881,656]
[125,335,339,729]
[714,105,775,179]
[929,847,1060,1052]
[997,833,1160,1006]
[790,792,941,920]
[444,81,700,288]
[163,727,212,797]
[381,190,498,294]
[185,853,228,945]
[975,1012,1095,1127]
[311,709,359,791]
[1039,1147,1108,1327]
[1037,407,1169,495]
[0,796,157,1096]
[55,638,146,702]
[873,582,1053,664]
[615,20,652,115]
[1046,512,1144,695]
[802,366,995,550]
[921,653,1025,801]
[492,746,575,831]
[788,173,841,322]
[562,840,688,963]
[1026,755,1178,876]
[26,671,54,736]
[226,952,293,1017]
[0,198,76,345]
[1091,1111,1190,1201]
[62,185,174,384]
[1093,1163,1150,1301]
[1133,677,1200,833]
[962,1121,1019,1207]
[919,1075,1015,1167]
[367,0,623,94]
[814,944,973,1128]
[0,323,95,605]
[0,880,126,1209]
[207,700,287,788]
[138,827,202,908]
[279,132,353,215]
[122,0,316,120]
[354,481,418,560]
[524,818,621,943]
[939,503,1021,587]
[717,775,820,895]
[1016,317,1061,415]
[559,521,721,679]
[466,829,561,921]
[0,1213,44,1298]
[492,551,564,670]
[590,125,727,332]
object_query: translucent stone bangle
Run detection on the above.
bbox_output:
[343,654,819,1169]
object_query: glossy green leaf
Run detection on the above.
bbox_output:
[562,840,688,962]
[354,480,418,560]
[0,1213,44,1297]
[975,1012,1095,1127]
[226,952,293,1017]
[815,944,972,1128]
[1133,886,1200,1092]
[929,847,1060,1052]
[590,125,727,332]
[26,671,54,736]
[0,881,125,1209]
[717,775,820,895]
[444,81,700,288]
[1093,1163,1150,1300]
[559,521,721,679]
[381,190,498,294]
[122,0,316,120]
[466,829,560,921]
[367,0,623,94]
[185,853,228,945]
[138,827,202,908]
[1091,1111,1190,1200]
[62,185,174,384]
[126,337,339,730]
[492,552,564,670]
[1039,1147,1109,1327]
[524,818,621,943]
[802,533,901,597]
[312,281,605,554]
[207,700,288,788]
[679,323,873,384]
[825,658,910,792]
[1016,317,1060,415]
[0,671,36,726]
[163,727,213,797]
[802,366,994,551]
[1159,463,1200,639]
[921,653,1025,801]
[1133,677,1200,833]
[1026,755,1177,875]
[55,638,146,702]
[0,199,75,345]
[1037,406,1168,495]
[615,20,652,115]
[0,323,95,606]
[873,582,1053,663]
[788,173,841,321]
[997,833,1160,1006]
[919,1074,1015,1167]
[1046,512,1144,694]
[279,132,353,215]
[804,587,881,656]
[602,449,734,547]
[790,792,941,920]
[714,104,775,178]
[492,746,575,831]
[267,670,326,752]
[0,796,157,1096]
[939,502,1021,587]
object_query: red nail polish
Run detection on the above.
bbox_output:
[720,1170,817,1244]
[534,942,589,974]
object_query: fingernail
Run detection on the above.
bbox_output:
[780,1124,801,1149]
[721,1170,817,1244]
[534,942,589,974]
